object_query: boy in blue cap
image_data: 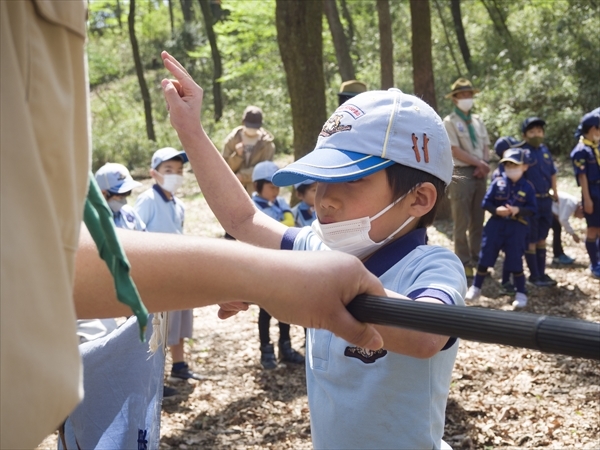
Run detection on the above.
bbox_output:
[291,179,317,227]
[135,147,203,382]
[514,117,559,286]
[570,109,600,277]
[249,161,304,369]
[465,148,537,309]
[162,53,466,449]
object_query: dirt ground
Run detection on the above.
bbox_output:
[38,158,599,449]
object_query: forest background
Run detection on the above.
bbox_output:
[88,0,599,174]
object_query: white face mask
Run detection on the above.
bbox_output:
[456,98,474,112]
[108,197,127,213]
[504,167,523,182]
[311,192,415,260]
[159,174,184,193]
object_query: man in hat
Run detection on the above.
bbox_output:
[222,105,276,194]
[443,78,491,277]
[338,80,368,107]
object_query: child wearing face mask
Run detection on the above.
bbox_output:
[570,109,600,278]
[173,84,467,449]
[249,161,304,369]
[222,105,276,195]
[513,117,559,287]
[134,147,204,385]
[465,148,537,309]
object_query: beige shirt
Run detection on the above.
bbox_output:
[443,111,490,167]
[1,1,89,448]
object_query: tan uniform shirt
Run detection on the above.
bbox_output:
[443,111,490,167]
[1,1,90,447]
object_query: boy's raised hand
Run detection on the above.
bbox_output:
[161,51,204,139]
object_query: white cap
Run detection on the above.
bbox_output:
[95,163,142,193]
[151,147,188,170]
[252,161,279,182]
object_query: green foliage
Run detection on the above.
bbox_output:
[87,0,599,170]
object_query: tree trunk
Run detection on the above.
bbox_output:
[450,0,472,73]
[324,0,355,81]
[409,0,437,111]
[116,0,123,29]
[168,0,175,38]
[339,0,355,45]
[376,0,394,89]
[479,0,521,67]
[180,0,194,21]
[433,0,462,77]
[198,0,223,121]
[276,0,327,160]
[128,0,155,141]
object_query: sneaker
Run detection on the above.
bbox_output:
[260,343,277,370]
[553,254,575,265]
[528,275,553,287]
[465,286,481,302]
[170,362,205,381]
[278,340,305,364]
[512,292,528,309]
[464,266,474,278]
[541,274,557,286]
[163,386,178,397]
[591,264,600,279]
[500,282,516,295]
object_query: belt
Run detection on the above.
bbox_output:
[536,193,550,198]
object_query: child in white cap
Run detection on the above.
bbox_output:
[134,147,203,385]
[165,77,467,448]
[249,161,304,369]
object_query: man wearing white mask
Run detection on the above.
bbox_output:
[443,78,491,278]
[222,105,276,195]
[135,147,203,387]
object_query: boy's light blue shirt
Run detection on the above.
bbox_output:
[113,204,146,231]
[291,200,316,227]
[282,226,466,449]
[134,184,184,234]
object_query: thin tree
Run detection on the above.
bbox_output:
[409,0,437,111]
[376,0,394,89]
[324,0,355,81]
[275,0,327,160]
[128,0,155,141]
[339,0,355,45]
[450,0,472,73]
[198,0,223,121]
[433,0,462,77]
[168,0,175,38]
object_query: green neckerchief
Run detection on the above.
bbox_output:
[454,106,477,147]
[581,137,600,167]
[83,172,148,341]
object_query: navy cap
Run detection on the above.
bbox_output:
[493,136,518,158]
[272,89,453,187]
[500,148,526,165]
[580,110,600,129]
[521,117,546,134]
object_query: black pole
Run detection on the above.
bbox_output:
[347,295,600,360]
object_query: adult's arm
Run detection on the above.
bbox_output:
[161,51,286,248]
[74,226,385,350]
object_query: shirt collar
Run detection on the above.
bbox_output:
[153,183,173,202]
[363,228,427,278]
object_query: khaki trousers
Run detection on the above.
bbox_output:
[1,1,90,448]
[449,166,486,267]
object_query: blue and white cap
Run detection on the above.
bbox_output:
[272,89,453,187]
[500,148,526,165]
[252,161,279,182]
[95,163,142,193]
[151,147,188,170]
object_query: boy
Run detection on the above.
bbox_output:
[291,179,317,227]
[465,149,537,309]
[134,147,203,382]
[514,117,559,286]
[570,110,600,277]
[163,56,466,449]
[551,192,584,265]
[250,161,304,369]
